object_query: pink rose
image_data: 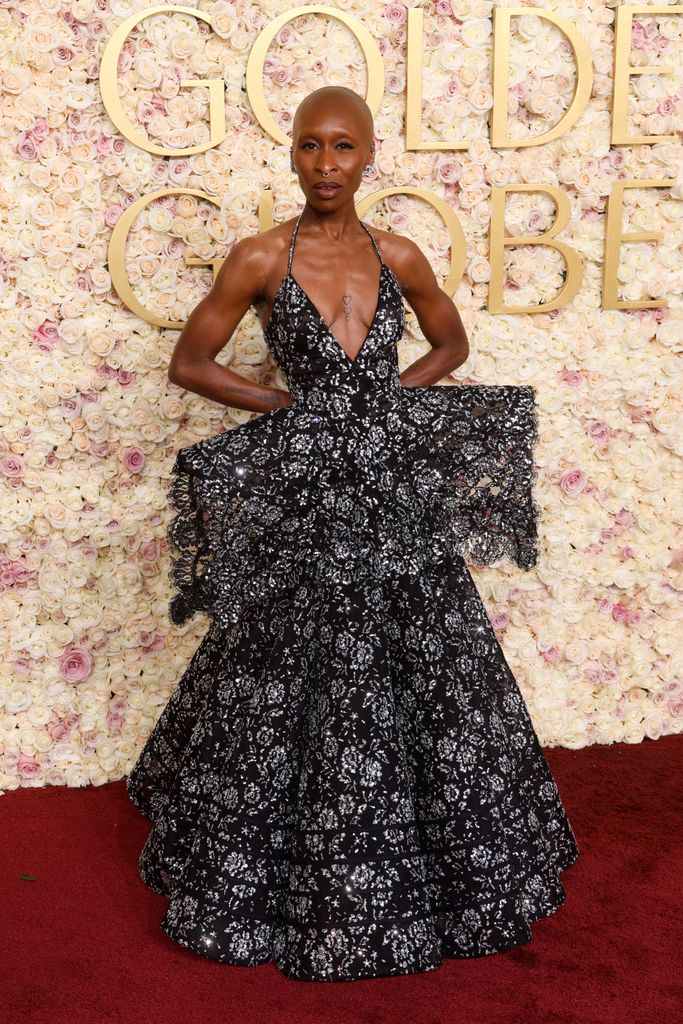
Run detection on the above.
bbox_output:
[122,447,145,473]
[136,100,156,125]
[273,65,292,86]
[104,204,123,228]
[59,645,93,684]
[151,162,169,184]
[31,118,50,142]
[611,602,629,623]
[15,133,37,161]
[619,546,635,561]
[490,612,509,630]
[436,159,461,185]
[164,237,184,261]
[384,4,407,23]
[559,469,588,498]
[35,319,59,343]
[541,646,559,664]
[587,420,611,443]
[386,72,404,94]
[14,560,32,585]
[74,273,92,293]
[0,564,17,587]
[559,368,585,387]
[168,159,191,184]
[17,753,40,779]
[614,508,636,527]
[107,711,124,735]
[88,18,108,39]
[53,47,75,65]
[0,455,24,478]
[48,718,73,742]
[631,22,645,49]
[142,538,161,562]
[668,698,683,718]
[117,369,134,385]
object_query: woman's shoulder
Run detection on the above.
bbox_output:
[360,221,423,278]
[225,217,298,279]
[233,217,297,258]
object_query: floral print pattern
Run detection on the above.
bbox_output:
[127,213,579,981]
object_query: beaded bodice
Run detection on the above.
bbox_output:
[263,212,406,420]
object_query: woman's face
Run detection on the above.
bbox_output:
[291,101,373,209]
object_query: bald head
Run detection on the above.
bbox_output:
[292,86,374,149]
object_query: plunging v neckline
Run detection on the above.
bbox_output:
[290,263,385,368]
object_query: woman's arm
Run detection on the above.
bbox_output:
[168,234,292,414]
[389,235,470,387]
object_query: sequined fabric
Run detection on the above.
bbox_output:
[127,212,579,982]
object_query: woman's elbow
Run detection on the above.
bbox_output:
[168,353,190,387]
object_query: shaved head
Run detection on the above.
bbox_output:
[292,86,374,149]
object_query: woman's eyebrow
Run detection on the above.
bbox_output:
[297,129,357,140]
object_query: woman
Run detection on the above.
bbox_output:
[127,85,579,982]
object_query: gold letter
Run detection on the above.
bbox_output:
[100,5,226,157]
[490,8,593,148]
[108,188,219,329]
[603,179,676,309]
[489,185,583,313]
[612,6,681,145]
[246,5,384,147]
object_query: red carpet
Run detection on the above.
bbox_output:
[1,734,681,1024]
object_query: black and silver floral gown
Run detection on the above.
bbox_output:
[127,211,579,982]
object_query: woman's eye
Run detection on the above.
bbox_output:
[300,141,352,149]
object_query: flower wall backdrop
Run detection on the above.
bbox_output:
[0,0,682,792]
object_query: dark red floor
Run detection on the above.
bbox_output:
[1,734,681,1024]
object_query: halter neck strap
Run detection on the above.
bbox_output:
[286,211,303,274]
[286,211,383,274]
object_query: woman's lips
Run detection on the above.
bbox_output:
[314,183,341,196]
